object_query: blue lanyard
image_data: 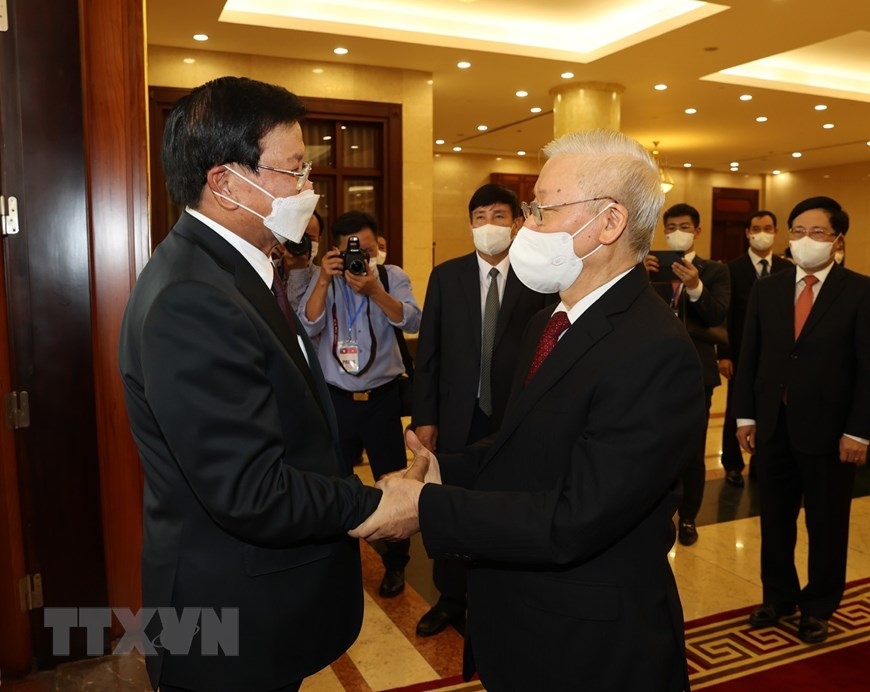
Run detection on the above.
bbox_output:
[341,280,368,334]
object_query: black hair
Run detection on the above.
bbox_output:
[332,210,379,243]
[468,184,522,220]
[748,210,777,228]
[787,196,849,236]
[161,76,306,208]
[663,203,700,227]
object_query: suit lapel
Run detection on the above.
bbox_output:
[460,253,483,355]
[799,263,846,340]
[493,268,522,348]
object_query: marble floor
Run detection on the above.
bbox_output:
[6,386,870,690]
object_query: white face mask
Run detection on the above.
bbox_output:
[368,254,379,270]
[309,240,320,262]
[472,223,514,256]
[665,229,695,252]
[508,205,613,293]
[216,166,320,245]
[376,250,387,265]
[789,236,836,270]
[749,231,775,252]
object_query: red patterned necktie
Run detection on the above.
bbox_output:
[794,274,818,338]
[525,311,571,384]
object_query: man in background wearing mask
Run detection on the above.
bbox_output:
[352,130,706,691]
[644,202,730,546]
[118,77,387,692]
[735,196,870,645]
[278,209,324,311]
[300,210,421,598]
[411,183,556,637]
[717,211,791,487]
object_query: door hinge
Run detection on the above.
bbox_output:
[1,195,20,235]
[19,573,44,612]
[5,390,30,429]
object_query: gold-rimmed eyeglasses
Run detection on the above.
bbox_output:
[257,160,313,191]
[521,196,617,225]
[788,226,837,241]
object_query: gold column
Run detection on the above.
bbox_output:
[549,82,625,137]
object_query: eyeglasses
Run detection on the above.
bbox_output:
[521,196,617,225]
[788,226,837,241]
[257,160,313,191]
[665,223,696,233]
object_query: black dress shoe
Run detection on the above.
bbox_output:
[798,615,829,643]
[416,606,461,637]
[725,470,745,487]
[379,568,405,598]
[678,520,698,546]
[748,603,797,628]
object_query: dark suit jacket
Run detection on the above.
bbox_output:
[676,255,730,388]
[418,265,706,691]
[412,252,556,451]
[718,252,791,363]
[734,262,870,452]
[118,212,381,691]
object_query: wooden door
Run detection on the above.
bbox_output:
[710,188,759,262]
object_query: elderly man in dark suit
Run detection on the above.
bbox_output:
[717,210,791,487]
[644,203,730,546]
[411,183,556,636]
[736,196,870,644]
[118,77,387,692]
[353,129,706,691]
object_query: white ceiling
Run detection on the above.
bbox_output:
[146,0,870,176]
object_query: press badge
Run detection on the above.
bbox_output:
[338,340,361,374]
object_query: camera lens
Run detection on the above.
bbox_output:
[348,258,367,275]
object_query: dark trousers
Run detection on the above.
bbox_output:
[757,404,856,619]
[330,384,410,570]
[430,402,492,613]
[679,386,714,522]
[720,376,749,472]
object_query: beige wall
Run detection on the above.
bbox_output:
[147,46,434,300]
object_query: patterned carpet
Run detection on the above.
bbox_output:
[686,577,870,689]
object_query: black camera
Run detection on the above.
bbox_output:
[283,234,312,257]
[341,236,369,276]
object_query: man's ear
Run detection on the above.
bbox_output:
[206,166,238,210]
[599,203,628,245]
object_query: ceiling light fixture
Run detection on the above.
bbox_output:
[515,90,528,98]
[651,141,674,193]
[739,94,752,101]
[457,61,471,69]
[477,125,488,131]
[435,139,445,145]
[684,108,697,115]
[683,163,692,168]
[654,84,668,91]
[756,116,768,122]
[792,152,802,158]
[561,72,574,79]
[192,34,208,42]
[183,58,196,64]
[517,151,526,156]
[772,170,782,175]
[452,146,462,152]
[730,161,739,167]
[814,104,828,111]
[333,47,348,55]
[530,107,542,114]
[823,123,834,129]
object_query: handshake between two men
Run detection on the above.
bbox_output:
[349,430,441,542]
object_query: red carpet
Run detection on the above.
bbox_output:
[686,577,870,690]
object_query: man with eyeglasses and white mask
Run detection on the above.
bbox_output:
[717,211,791,488]
[735,196,870,645]
[118,77,404,692]
[351,129,706,691]
[643,203,730,547]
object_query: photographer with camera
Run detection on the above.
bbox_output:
[299,210,421,598]
[272,209,324,311]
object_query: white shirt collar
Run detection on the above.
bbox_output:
[476,252,511,284]
[559,266,634,324]
[795,260,834,286]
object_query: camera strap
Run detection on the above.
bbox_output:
[330,278,377,377]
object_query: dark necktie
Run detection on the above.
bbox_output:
[525,311,571,384]
[759,258,769,276]
[271,272,297,335]
[479,267,500,415]
[794,274,818,338]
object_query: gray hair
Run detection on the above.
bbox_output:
[543,129,664,261]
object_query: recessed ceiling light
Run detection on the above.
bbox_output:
[561,72,574,79]
[772,170,782,175]
[435,139,445,145]
[730,161,739,167]
[866,141,870,146]
[323,136,332,141]
[654,84,668,91]
[457,61,471,69]
[515,90,528,98]
[452,146,462,152]
[183,58,196,65]
[684,108,697,115]
[517,151,526,156]
[792,152,802,158]
[530,107,542,114]
[739,94,752,101]
[192,34,208,42]
[683,163,692,168]
[823,123,835,129]
[350,145,359,150]
[333,47,349,55]
[814,104,828,111]
[730,166,739,172]
[756,116,768,123]
[477,125,488,131]
[312,68,324,74]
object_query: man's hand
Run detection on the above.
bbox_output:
[673,257,700,289]
[840,436,868,465]
[317,248,345,282]
[345,262,382,297]
[642,254,659,274]
[736,424,756,454]
[718,358,734,379]
[414,424,438,453]
[348,457,426,541]
[406,428,441,484]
